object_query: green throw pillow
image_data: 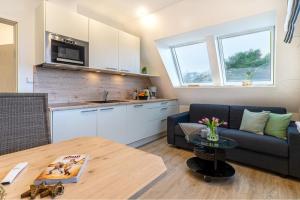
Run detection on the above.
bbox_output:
[265,113,292,140]
[240,109,270,135]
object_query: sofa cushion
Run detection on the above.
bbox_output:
[218,128,288,158]
[174,124,185,137]
[265,113,292,140]
[229,105,286,130]
[189,104,229,124]
[239,109,270,135]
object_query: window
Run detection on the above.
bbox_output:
[217,27,274,85]
[171,42,212,85]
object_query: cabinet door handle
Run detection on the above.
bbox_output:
[81,109,97,113]
[120,69,130,72]
[134,104,143,108]
[161,119,167,122]
[100,107,114,111]
[106,67,118,70]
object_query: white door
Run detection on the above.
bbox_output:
[97,106,128,144]
[89,19,119,70]
[119,31,140,73]
[45,1,89,41]
[52,108,97,143]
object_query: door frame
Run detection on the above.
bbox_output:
[0,18,18,92]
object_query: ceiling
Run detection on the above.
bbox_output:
[77,0,183,24]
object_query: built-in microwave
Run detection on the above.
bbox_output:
[45,32,89,67]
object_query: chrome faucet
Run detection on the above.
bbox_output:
[103,90,109,102]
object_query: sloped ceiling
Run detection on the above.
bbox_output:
[77,0,183,24]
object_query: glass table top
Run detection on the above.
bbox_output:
[188,134,238,150]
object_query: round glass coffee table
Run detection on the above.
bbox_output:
[186,134,238,182]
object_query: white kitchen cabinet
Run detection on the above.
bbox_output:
[97,106,128,144]
[89,19,119,70]
[119,31,140,73]
[50,100,179,145]
[126,104,148,143]
[52,108,97,143]
[45,2,89,41]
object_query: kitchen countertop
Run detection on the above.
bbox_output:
[49,98,178,111]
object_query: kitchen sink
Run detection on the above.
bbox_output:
[86,100,129,104]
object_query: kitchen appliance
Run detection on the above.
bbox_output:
[149,86,157,99]
[45,32,89,66]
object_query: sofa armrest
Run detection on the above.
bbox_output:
[288,122,300,178]
[167,112,190,145]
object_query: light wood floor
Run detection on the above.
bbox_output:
[138,137,300,199]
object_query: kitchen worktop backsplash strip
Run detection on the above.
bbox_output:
[33,67,153,104]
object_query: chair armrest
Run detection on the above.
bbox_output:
[288,122,300,178]
[167,112,190,145]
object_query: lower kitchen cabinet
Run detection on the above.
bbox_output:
[51,100,179,145]
[52,108,97,143]
[97,105,128,144]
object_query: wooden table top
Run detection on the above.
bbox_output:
[0,137,166,199]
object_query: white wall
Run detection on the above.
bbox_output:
[0,0,42,92]
[129,0,300,115]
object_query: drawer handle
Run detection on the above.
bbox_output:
[100,107,114,111]
[81,109,97,113]
[106,67,118,70]
[161,102,168,105]
[161,119,167,121]
[161,107,168,110]
[134,104,143,108]
[120,69,129,72]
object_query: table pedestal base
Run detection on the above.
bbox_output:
[187,157,235,182]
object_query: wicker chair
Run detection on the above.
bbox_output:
[0,93,50,155]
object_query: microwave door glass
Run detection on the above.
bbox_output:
[51,39,85,66]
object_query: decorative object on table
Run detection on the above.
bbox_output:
[264,113,292,140]
[239,109,270,135]
[141,66,148,74]
[35,154,88,185]
[199,117,227,142]
[179,123,209,142]
[138,89,150,100]
[0,185,5,200]
[21,182,64,199]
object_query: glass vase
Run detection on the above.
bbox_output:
[207,127,219,142]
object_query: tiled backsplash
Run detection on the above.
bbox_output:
[33,67,152,104]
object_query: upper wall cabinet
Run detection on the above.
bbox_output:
[119,31,141,74]
[45,2,89,42]
[89,19,119,70]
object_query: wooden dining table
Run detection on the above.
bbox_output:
[0,137,167,199]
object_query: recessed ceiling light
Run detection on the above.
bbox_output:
[136,6,148,18]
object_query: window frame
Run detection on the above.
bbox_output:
[216,26,275,86]
[170,41,213,86]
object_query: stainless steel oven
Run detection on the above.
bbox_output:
[45,32,89,66]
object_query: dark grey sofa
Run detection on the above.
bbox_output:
[167,104,300,178]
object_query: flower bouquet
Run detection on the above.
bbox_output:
[199,117,227,142]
